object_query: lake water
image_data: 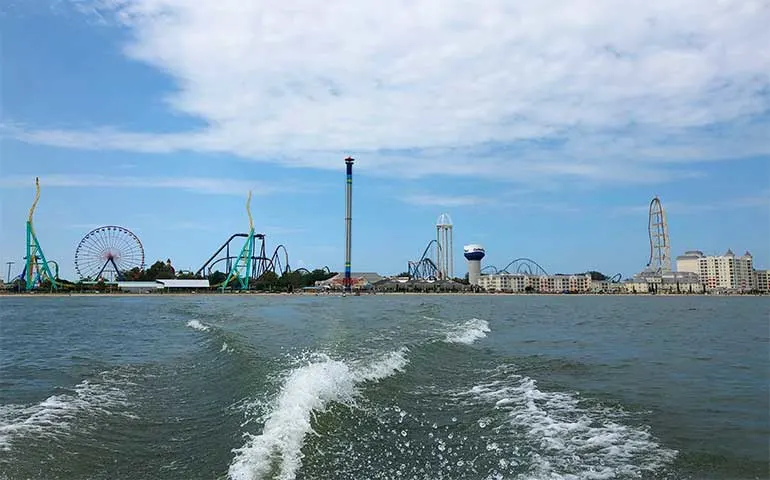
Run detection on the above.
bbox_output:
[1,294,767,479]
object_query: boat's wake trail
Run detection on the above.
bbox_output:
[228,348,409,480]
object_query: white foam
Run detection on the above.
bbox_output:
[228,349,409,480]
[459,375,677,478]
[186,319,210,331]
[221,342,234,353]
[444,318,490,344]
[0,376,132,451]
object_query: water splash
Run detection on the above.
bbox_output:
[186,319,210,332]
[459,375,678,478]
[445,318,490,344]
[0,372,136,451]
[228,348,409,480]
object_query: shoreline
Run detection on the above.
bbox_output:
[1,291,766,298]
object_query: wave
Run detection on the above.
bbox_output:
[228,348,409,480]
[458,375,677,478]
[186,319,210,332]
[0,372,136,452]
[444,318,490,344]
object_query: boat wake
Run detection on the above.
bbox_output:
[0,369,137,452]
[455,372,678,479]
[186,319,210,332]
[228,348,409,480]
[444,317,490,344]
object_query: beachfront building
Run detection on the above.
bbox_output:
[755,270,769,293]
[676,249,756,292]
[675,251,705,275]
[478,273,592,293]
[623,270,704,294]
[699,250,753,291]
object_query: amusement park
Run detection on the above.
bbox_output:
[3,177,337,294]
[3,158,767,296]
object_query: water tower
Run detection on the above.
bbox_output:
[436,213,453,279]
[464,244,485,286]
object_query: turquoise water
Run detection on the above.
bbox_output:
[1,295,767,479]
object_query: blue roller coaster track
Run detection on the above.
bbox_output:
[408,240,441,280]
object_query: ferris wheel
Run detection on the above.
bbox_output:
[74,225,145,281]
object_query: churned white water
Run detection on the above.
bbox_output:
[459,375,678,478]
[444,318,490,344]
[0,374,134,451]
[186,319,210,332]
[228,348,409,480]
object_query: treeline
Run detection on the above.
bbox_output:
[123,260,180,281]
[5,261,336,294]
[209,269,337,291]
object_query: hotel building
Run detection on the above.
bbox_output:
[478,273,592,293]
[676,249,755,291]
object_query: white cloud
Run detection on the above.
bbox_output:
[0,174,285,196]
[6,0,770,184]
[403,194,491,208]
[612,193,770,216]
[401,192,584,214]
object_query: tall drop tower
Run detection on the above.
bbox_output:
[344,157,354,292]
[436,213,454,280]
[464,244,485,286]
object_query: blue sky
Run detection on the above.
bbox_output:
[1,0,769,281]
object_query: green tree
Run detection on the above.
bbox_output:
[124,267,147,281]
[209,270,227,286]
[146,260,175,280]
[585,271,608,281]
[176,271,200,280]
[252,271,280,291]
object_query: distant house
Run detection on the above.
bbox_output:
[315,272,383,290]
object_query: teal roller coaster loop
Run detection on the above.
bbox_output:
[221,191,255,291]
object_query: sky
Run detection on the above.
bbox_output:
[1,0,769,282]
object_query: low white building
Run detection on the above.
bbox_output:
[117,281,163,293]
[478,273,592,293]
[626,271,703,294]
[157,279,210,289]
[117,279,210,293]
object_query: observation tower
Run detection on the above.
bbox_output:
[436,213,453,280]
[464,244,485,286]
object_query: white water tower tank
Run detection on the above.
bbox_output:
[464,244,485,286]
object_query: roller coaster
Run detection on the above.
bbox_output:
[481,261,622,283]
[195,233,291,281]
[407,240,441,280]
[482,258,550,276]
